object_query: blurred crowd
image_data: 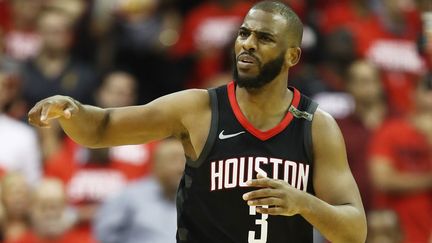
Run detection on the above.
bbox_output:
[0,0,431,242]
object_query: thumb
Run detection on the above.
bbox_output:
[257,173,267,179]
[63,107,73,119]
[62,100,79,119]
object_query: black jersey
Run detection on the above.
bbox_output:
[177,82,318,243]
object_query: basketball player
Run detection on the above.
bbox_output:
[28,1,367,242]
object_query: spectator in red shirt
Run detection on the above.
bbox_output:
[43,71,155,241]
[369,72,432,243]
[318,0,375,35]
[3,0,42,61]
[337,60,388,213]
[173,0,253,88]
[13,178,95,243]
[357,0,424,115]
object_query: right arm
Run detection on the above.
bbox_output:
[370,156,432,192]
[28,89,209,148]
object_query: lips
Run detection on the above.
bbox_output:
[238,53,258,64]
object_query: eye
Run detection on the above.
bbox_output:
[260,35,273,42]
[238,30,249,38]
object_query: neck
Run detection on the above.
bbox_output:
[4,220,28,241]
[235,71,292,131]
[36,52,69,78]
[354,99,386,129]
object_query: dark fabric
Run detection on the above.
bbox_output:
[177,83,318,243]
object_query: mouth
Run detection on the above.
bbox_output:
[237,53,258,65]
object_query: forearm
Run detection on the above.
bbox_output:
[375,173,432,192]
[59,102,109,148]
[300,193,367,243]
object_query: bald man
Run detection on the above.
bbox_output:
[28,1,366,242]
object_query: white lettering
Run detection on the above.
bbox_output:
[210,157,310,192]
[269,158,282,179]
[239,157,253,187]
[224,158,238,188]
[297,163,310,191]
[255,157,268,177]
[211,161,223,191]
[284,160,297,187]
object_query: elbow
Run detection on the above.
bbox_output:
[345,210,367,243]
[334,208,367,243]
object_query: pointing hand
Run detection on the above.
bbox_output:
[28,95,79,128]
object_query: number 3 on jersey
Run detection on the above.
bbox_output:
[248,206,268,243]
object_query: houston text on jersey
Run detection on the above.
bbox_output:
[210,157,310,191]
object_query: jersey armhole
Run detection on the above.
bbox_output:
[186,88,219,168]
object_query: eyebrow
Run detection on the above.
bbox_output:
[239,26,276,38]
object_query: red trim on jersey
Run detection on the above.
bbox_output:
[227,81,301,141]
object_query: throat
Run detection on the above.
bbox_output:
[236,88,293,131]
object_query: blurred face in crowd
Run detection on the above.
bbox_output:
[233,8,301,89]
[44,0,86,22]
[38,10,74,55]
[347,61,383,105]
[116,0,158,21]
[11,0,42,29]
[382,0,406,18]
[95,72,138,108]
[30,179,68,238]
[1,173,30,220]
[325,29,356,64]
[0,73,20,112]
[366,210,403,243]
[153,139,186,199]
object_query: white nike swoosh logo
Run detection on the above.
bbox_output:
[219,130,246,140]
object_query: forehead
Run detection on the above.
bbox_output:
[241,9,288,36]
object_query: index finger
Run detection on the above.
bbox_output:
[28,103,49,127]
[246,176,281,189]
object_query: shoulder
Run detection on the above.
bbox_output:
[311,109,346,157]
[150,88,211,115]
[312,108,341,137]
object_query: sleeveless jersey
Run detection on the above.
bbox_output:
[177,82,318,243]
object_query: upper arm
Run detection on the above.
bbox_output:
[97,89,210,146]
[312,109,364,209]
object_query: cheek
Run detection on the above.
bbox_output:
[234,39,242,56]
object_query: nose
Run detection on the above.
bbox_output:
[242,34,257,52]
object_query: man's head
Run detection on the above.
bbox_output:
[1,173,30,220]
[233,1,303,89]
[95,71,138,108]
[153,138,186,200]
[30,178,70,238]
[37,8,75,56]
[347,60,384,105]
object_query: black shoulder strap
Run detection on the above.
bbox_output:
[186,88,219,168]
[303,100,319,164]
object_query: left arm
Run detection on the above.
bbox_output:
[243,109,367,243]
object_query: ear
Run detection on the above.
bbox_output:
[285,47,302,67]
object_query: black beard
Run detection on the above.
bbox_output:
[233,51,285,89]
